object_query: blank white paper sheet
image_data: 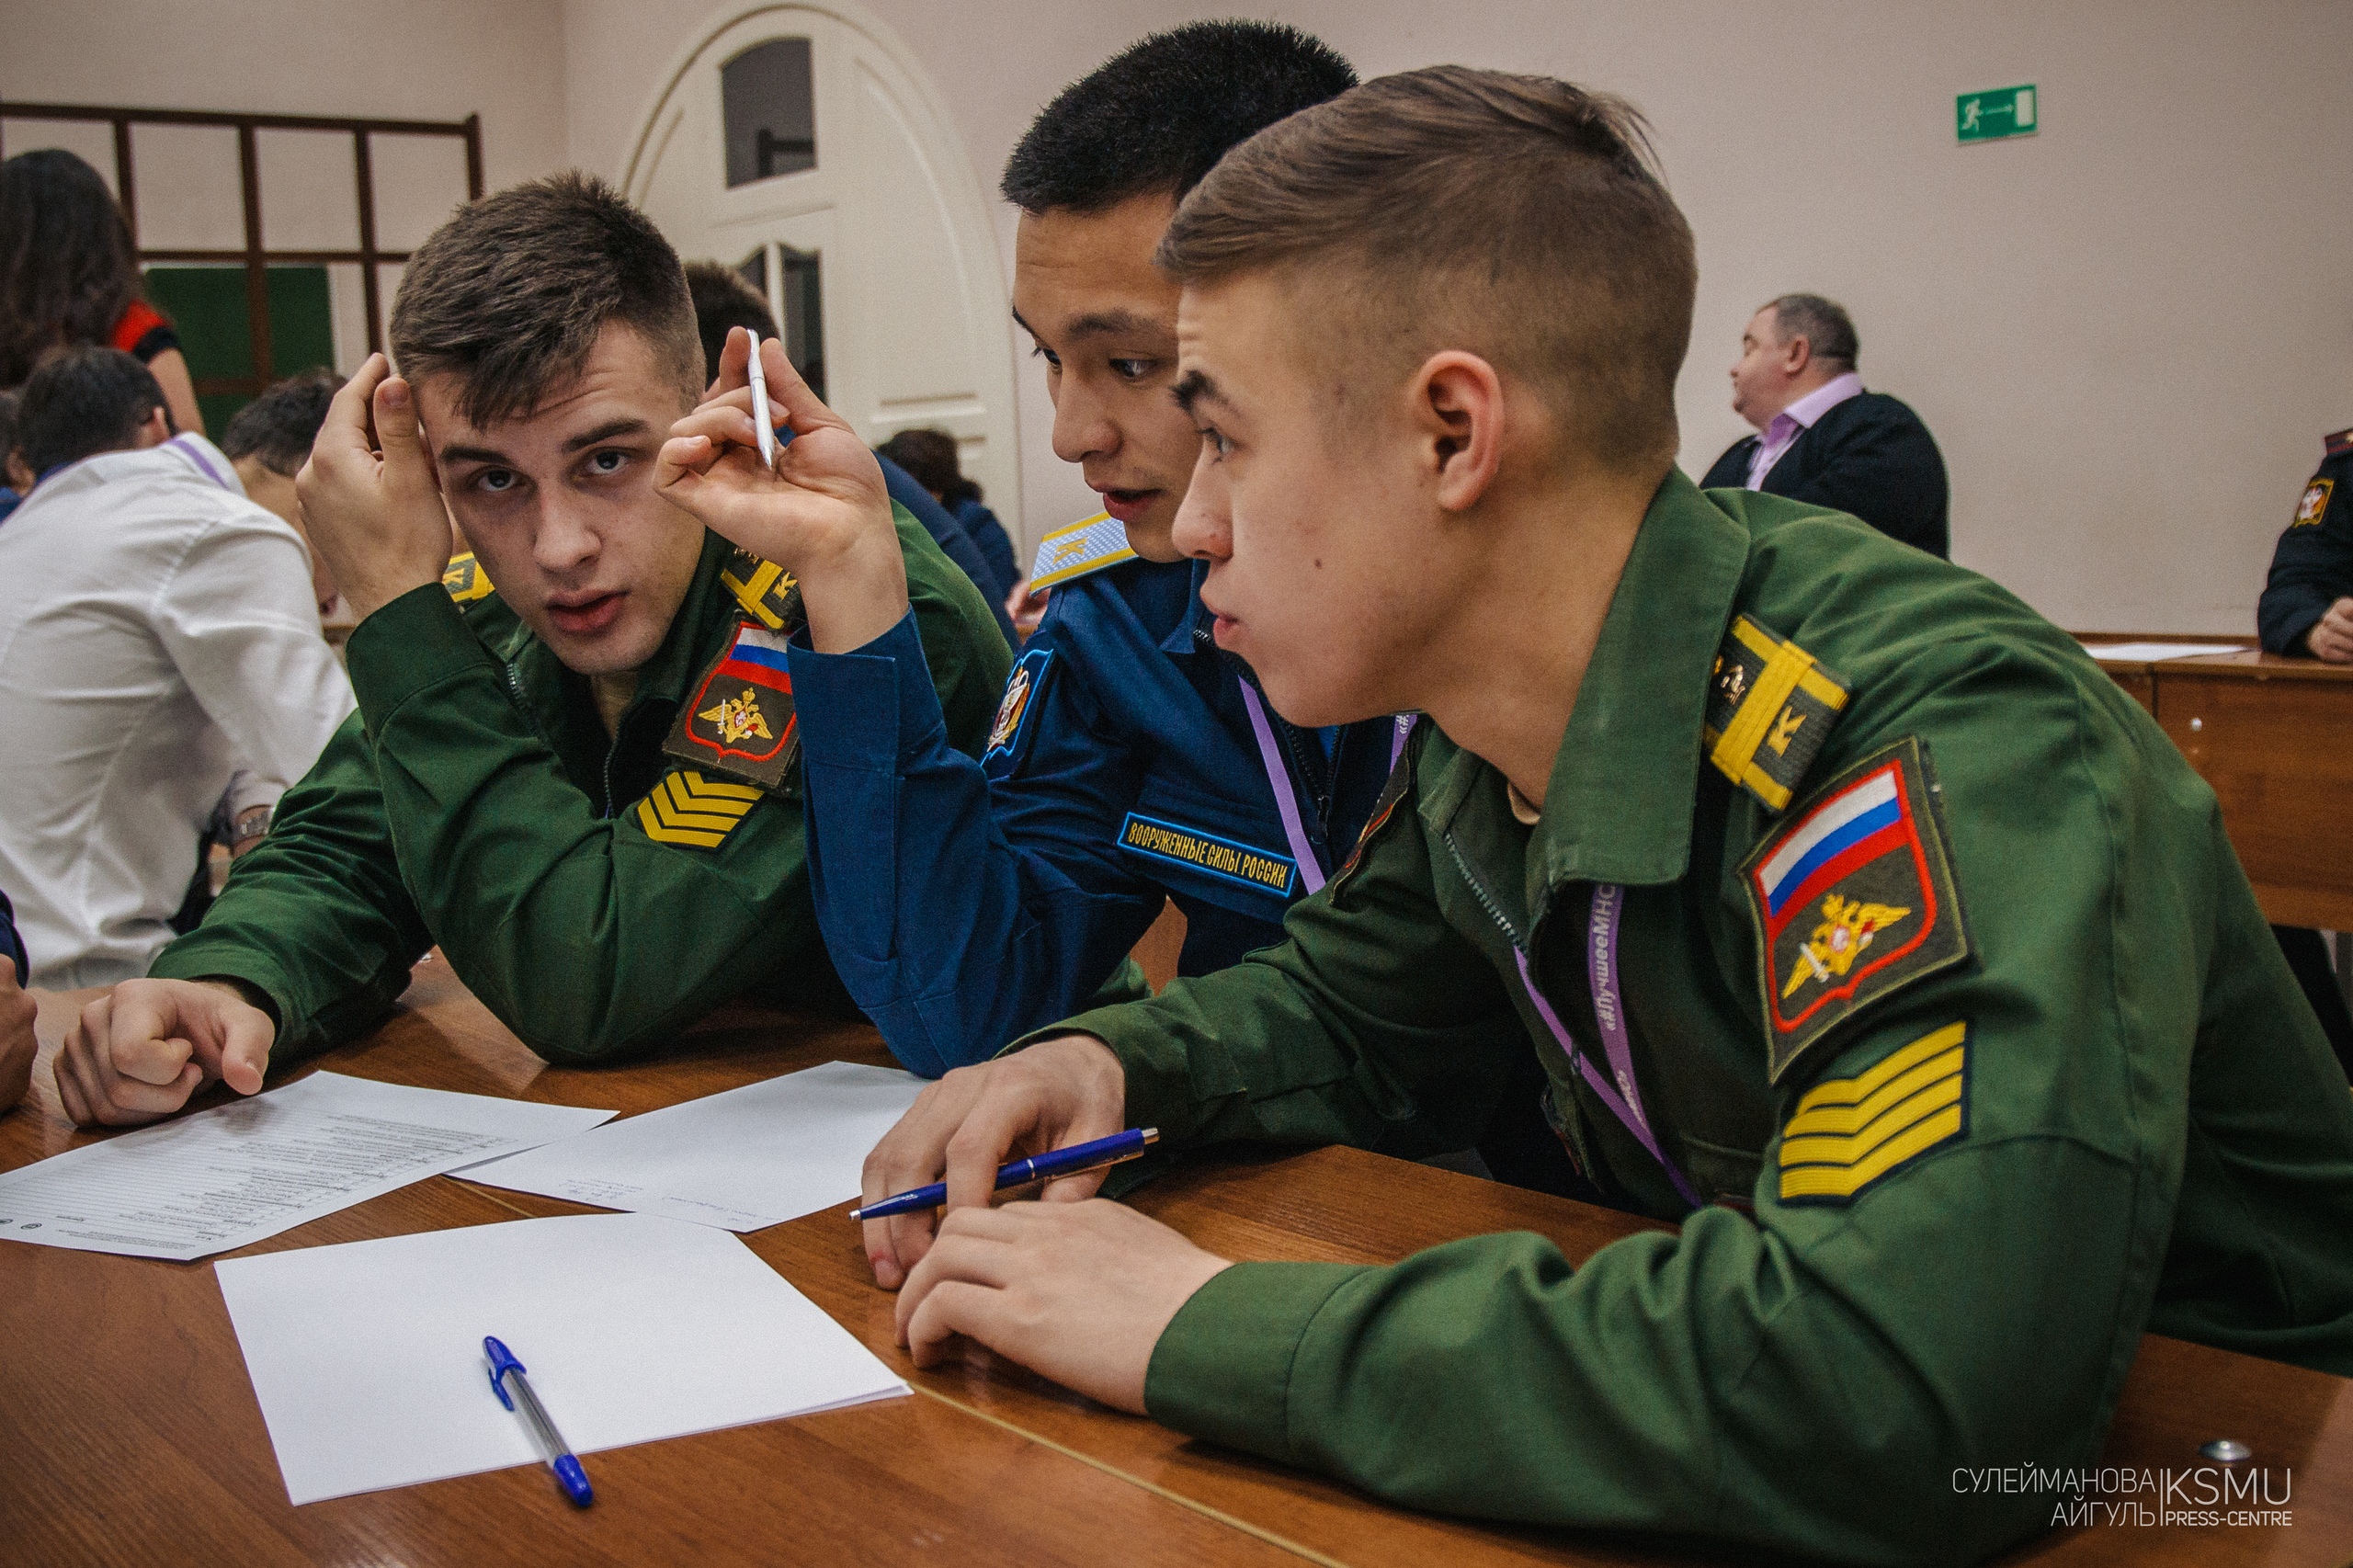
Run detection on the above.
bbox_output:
[2076,641,2245,662]
[215,1211,908,1504]
[461,1061,924,1232]
[0,1072,613,1261]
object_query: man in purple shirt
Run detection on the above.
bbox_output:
[1701,293,1950,556]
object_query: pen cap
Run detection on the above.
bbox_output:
[483,1335,524,1410]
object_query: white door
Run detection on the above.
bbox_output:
[624,3,1021,538]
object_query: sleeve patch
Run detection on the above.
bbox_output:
[720,549,802,630]
[442,552,494,603]
[1777,1021,1970,1204]
[1703,615,1848,812]
[2294,478,2334,527]
[982,646,1053,774]
[1742,736,1972,1082]
[636,769,762,848]
[662,621,801,791]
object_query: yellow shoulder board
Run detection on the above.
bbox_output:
[441,552,494,604]
[1028,512,1134,591]
[1702,615,1848,812]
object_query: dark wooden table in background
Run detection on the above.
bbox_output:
[2083,636,2353,931]
[3,961,2347,1565]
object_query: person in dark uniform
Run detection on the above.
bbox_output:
[652,25,1423,1101]
[0,888,33,1111]
[2256,431,2353,1077]
[1700,293,1950,557]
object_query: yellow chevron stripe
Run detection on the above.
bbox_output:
[1779,1104,1964,1200]
[1781,1045,1965,1141]
[637,770,762,847]
[1775,1021,1969,1202]
[1779,1072,1963,1166]
[1792,1022,1967,1115]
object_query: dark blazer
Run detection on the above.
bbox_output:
[1701,391,1950,557]
[2256,433,2353,654]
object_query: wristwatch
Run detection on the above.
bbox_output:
[228,805,273,850]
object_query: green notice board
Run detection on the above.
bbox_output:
[1957,85,2038,143]
[142,265,336,433]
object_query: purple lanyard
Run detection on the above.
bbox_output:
[1239,686,1415,895]
[1513,884,1700,1210]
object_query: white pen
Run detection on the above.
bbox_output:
[745,333,779,471]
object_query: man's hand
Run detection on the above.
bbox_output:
[2307,597,2353,663]
[295,353,457,624]
[896,1199,1232,1413]
[656,329,907,653]
[53,978,274,1128]
[0,958,35,1113]
[859,1034,1128,1288]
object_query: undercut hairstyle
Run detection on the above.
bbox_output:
[1001,21,1356,214]
[1765,293,1859,371]
[0,150,144,387]
[220,369,344,476]
[875,427,980,508]
[682,261,779,383]
[390,173,702,427]
[12,347,168,474]
[1159,66,1697,473]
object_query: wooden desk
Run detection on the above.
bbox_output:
[6,967,2349,1566]
[2083,642,2353,930]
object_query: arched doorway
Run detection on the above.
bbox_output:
[622,2,1021,539]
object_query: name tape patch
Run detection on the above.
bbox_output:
[1118,812,1295,896]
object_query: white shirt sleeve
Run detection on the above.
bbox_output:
[148,506,358,799]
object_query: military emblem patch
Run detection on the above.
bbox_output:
[1704,616,1849,812]
[1028,512,1134,590]
[719,549,802,631]
[1776,1021,1970,1204]
[2294,478,2334,528]
[442,551,494,603]
[663,621,799,790]
[636,769,763,848]
[982,647,1052,771]
[1118,812,1296,897]
[1743,738,1971,1081]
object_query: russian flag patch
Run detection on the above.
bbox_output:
[1742,737,1972,1081]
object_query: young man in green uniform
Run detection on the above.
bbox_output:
[52,174,1008,1127]
[836,70,2353,1562]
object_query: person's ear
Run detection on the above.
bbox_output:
[5,451,33,493]
[1413,351,1506,514]
[1782,335,1812,377]
[132,403,173,449]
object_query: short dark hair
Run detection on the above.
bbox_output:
[1160,66,1696,472]
[682,260,779,383]
[12,346,168,474]
[1001,21,1355,214]
[1765,293,1859,370]
[220,369,344,475]
[0,149,143,387]
[389,172,701,427]
[874,427,979,507]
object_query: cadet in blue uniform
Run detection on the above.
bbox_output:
[2257,426,2353,661]
[653,25,1400,1084]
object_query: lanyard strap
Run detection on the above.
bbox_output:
[1512,885,1699,1210]
[1238,679,1329,895]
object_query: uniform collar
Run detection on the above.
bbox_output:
[1160,557,1214,655]
[1524,467,1749,897]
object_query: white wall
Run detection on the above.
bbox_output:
[569,0,2353,632]
[18,1,2347,631]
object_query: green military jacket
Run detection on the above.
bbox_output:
[1051,472,2353,1564]
[153,507,1010,1065]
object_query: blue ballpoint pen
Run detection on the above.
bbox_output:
[848,1128,1160,1221]
[484,1336,595,1507]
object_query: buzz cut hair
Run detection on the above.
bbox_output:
[1765,293,1859,371]
[389,173,702,427]
[220,369,344,476]
[1157,65,1697,473]
[1000,20,1356,215]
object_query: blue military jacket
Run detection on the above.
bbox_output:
[788,544,1396,1076]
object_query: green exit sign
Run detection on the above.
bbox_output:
[1958,85,2037,142]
